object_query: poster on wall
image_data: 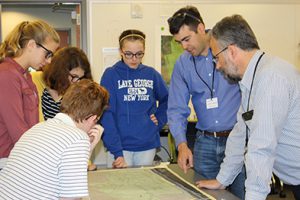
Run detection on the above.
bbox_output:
[157,26,196,121]
[157,24,183,85]
[102,47,120,74]
[161,35,183,85]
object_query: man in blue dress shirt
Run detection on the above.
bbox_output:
[197,14,300,200]
[167,6,244,199]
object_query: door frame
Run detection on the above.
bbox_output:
[0,0,87,53]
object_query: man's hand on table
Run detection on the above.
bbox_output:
[195,179,226,190]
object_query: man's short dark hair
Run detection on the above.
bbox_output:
[168,6,204,35]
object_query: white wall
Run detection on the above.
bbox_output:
[87,1,300,165]
[87,0,300,83]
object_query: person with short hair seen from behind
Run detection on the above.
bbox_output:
[0,20,60,169]
[196,14,300,200]
[0,79,109,199]
[100,29,169,168]
[167,6,245,199]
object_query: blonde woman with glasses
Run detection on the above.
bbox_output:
[0,20,60,169]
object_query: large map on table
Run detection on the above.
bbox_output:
[87,166,215,200]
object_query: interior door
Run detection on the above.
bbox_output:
[56,29,71,48]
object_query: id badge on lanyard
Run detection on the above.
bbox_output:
[192,56,218,110]
[206,97,218,109]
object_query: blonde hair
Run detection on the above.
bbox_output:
[0,20,60,62]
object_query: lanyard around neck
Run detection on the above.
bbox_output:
[246,52,265,112]
[245,52,265,146]
[192,56,216,99]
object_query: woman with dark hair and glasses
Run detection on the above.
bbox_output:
[0,20,60,169]
[41,46,92,121]
[100,29,168,168]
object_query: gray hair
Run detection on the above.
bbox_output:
[211,14,259,50]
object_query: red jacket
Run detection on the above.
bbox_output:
[0,58,39,158]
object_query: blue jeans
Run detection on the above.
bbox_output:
[288,184,300,200]
[107,148,156,167]
[193,130,245,199]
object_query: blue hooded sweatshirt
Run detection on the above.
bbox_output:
[100,61,168,159]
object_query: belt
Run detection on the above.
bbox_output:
[199,129,232,137]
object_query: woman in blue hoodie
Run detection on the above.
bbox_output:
[100,29,168,168]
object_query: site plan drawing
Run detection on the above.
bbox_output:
[87,165,215,200]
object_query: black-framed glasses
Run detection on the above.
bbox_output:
[122,51,144,59]
[69,73,84,82]
[212,46,229,64]
[85,114,101,122]
[168,12,201,26]
[36,43,53,59]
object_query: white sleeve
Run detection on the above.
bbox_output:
[58,139,90,198]
[217,105,246,185]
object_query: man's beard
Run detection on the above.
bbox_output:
[220,57,241,83]
[223,71,241,83]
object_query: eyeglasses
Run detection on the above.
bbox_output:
[69,73,84,82]
[168,12,201,26]
[85,114,101,122]
[122,51,144,59]
[36,42,53,59]
[212,46,230,64]
[95,115,101,121]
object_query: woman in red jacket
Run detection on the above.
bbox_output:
[0,20,60,169]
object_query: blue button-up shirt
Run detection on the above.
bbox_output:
[167,50,241,146]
